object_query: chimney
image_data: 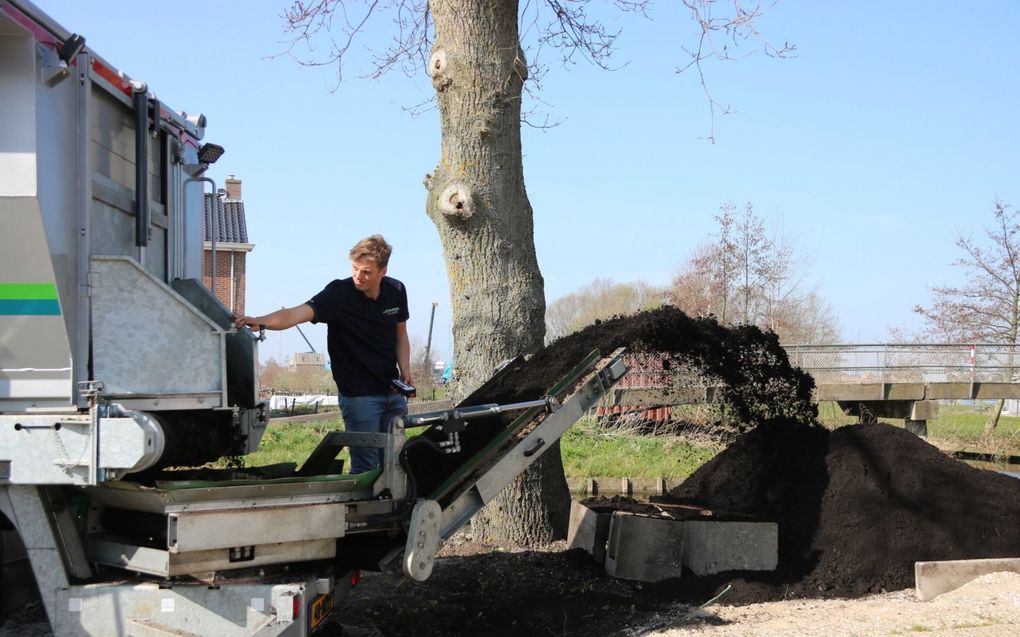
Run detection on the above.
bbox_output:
[225,175,242,201]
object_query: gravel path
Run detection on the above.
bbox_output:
[636,572,1020,637]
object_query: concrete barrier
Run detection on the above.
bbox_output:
[566,501,612,563]
[572,501,779,582]
[683,520,778,576]
[915,557,1020,601]
[604,512,685,582]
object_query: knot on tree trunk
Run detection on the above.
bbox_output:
[512,46,529,85]
[438,182,474,220]
[428,48,452,92]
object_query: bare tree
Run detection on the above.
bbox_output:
[771,290,840,344]
[668,242,721,319]
[669,201,839,344]
[280,0,791,547]
[732,202,772,324]
[668,205,740,323]
[546,278,663,342]
[915,201,1020,433]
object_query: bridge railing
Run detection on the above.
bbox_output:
[783,344,1020,385]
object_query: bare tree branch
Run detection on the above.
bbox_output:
[676,0,796,142]
[279,0,792,135]
[915,202,1020,345]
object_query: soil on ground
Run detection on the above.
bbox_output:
[327,421,1020,636]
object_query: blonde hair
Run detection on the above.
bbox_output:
[349,234,393,268]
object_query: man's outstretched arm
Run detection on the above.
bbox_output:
[235,304,314,331]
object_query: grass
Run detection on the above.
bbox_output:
[239,413,719,480]
[238,402,1020,478]
[561,418,718,480]
[928,403,1020,443]
[243,418,348,468]
[816,400,1020,437]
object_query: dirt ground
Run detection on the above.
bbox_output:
[645,572,1020,637]
[328,533,1020,637]
[3,538,1018,637]
[331,416,1020,637]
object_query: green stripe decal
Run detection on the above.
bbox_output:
[0,283,58,300]
[0,283,61,315]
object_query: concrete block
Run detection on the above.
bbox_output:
[566,501,612,563]
[910,400,940,421]
[683,520,778,576]
[605,511,685,582]
[915,557,1020,601]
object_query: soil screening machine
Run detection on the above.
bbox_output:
[0,3,630,633]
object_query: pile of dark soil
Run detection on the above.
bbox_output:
[408,307,816,499]
[655,421,1020,603]
[332,421,1020,637]
[475,306,816,428]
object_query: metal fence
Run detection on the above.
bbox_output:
[783,344,1020,385]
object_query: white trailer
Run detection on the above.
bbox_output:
[0,2,630,635]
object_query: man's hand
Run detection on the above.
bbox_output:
[234,315,260,330]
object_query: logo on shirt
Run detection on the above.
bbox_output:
[382,307,401,316]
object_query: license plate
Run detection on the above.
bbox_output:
[310,592,335,632]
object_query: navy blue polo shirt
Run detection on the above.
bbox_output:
[307,277,409,396]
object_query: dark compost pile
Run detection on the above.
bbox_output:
[657,420,1020,602]
[466,306,816,426]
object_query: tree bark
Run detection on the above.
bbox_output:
[984,398,1004,435]
[424,0,569,545]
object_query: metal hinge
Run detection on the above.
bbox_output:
[77,380,104,400]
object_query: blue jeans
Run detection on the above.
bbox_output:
[339,393,408,474]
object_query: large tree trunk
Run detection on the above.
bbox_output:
[424,0,569,545]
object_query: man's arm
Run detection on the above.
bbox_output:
[235,304,314,331]
[395,321,413,385]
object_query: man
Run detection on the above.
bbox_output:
[235,235,412,473]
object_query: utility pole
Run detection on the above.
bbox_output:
[424,302,438,374]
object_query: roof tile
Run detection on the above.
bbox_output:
[203,194,249,244]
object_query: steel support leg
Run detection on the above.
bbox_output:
[3,485,91,627]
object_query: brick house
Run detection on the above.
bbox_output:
[203,175,253,315]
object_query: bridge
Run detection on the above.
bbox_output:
[604,344,1020,435]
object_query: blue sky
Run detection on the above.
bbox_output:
[40,1,1020,363]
